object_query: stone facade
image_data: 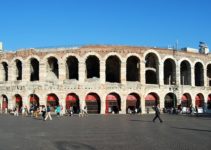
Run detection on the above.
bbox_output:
[0,45,211,114]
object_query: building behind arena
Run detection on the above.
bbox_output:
[0,43,211,114]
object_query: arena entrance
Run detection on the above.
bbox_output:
[29,94,39,106]
[195,94,204,107]
[66,93,80,113]
[106,93,121,114]
[15,94,22,112]
[47,94,59,112]
[164,93,177,113]
[85,93,101,114]
[145,93,159,114]
[181,93,192,107]
[208,95,211,110]
[126,93,140,114]
[2,95,8,113]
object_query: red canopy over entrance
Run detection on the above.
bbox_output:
[181,95,188,101]
[106,94,118,101]
[86,95,98,101]
[127,95,137,101]
[145,94,156,101]
[47,95,56,101]
[16,96,22,102]
[208,95,211,101]
[30,95,39,102]
[66,95,78,101]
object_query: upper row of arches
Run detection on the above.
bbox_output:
[1,50,211,86]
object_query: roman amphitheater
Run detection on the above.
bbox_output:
[0,44,211,114]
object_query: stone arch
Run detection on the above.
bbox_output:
[207,94,211,109]
[14,94,23,112]
[194,62,204,86]
[181,93,192,107]
[0,61,8,81]
[105,92,121,114]
[195,93,204,107]
[145,92,160,113]
[145,52,160,84]
[13,59,23,81]
[103,52,123,62]
[1,94,8,112]
[66,56,79,80]
[46,56,59,80]
[126,93,141,113]
[29,94,40,106]
[179,59,192,85]
[85,55,100,79]
[66,93,80,113]
[46,93,59,112]
[163,58,176,85]
[29,58,39,81]
[206,62,211,86]
[85,92,101,114]
[164,93,177,109]
[106,55,121,83]
[126,55,140,81]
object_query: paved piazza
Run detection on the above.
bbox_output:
[0,114,210,150]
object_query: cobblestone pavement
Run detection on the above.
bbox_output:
[0,114,210,150]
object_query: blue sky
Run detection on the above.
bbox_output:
[0,0,211,51]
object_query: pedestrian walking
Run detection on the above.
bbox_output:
[152,104,163,123]
[195,105,198,117]
[41,105,46,120]
[44,105,52,121]
[55,105,61,117]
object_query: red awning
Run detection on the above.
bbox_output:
[30,96,38,102]
[208,95,211,101]
[66,95,78,101]
[181,95,188,101]
[106,94,117,101]
[127,95,137,101]
[195,95,201,101]
[86,95,97,101]
[47,95,56,101]
[16,97,22,102]
[145,94,156,101]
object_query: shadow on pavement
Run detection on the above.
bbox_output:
[171,127,211,133]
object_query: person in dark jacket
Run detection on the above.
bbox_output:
[152,104,163,123]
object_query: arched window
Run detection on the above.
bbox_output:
[66,56,78,80]
[207,64,211,86]
[180,61,191,85]
[145,53,159,84]
[15,60,22,80]
[30,58,39,81]
[195,62,204,86]
[86,56,100,79]
[164,59,176,85]
[47,57,59,80]
[106,56,121,83]
[126,56,140,81]
[1,62,8,81]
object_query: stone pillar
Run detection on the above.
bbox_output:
[100,96,106,114]
[59,61,66,81]
[141,94,146,114]
[121,60,126,84]
[100,61,105,84]
[79,61,85,83]
[159,63,164,85]
[140,60,145,85]
[8,64,15,81]
[23,62,30,81]
[204,68,207,87]
[39,62,46,82]
[191,67,195,86]
[120,94,126,114]
[176,63,180,85]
